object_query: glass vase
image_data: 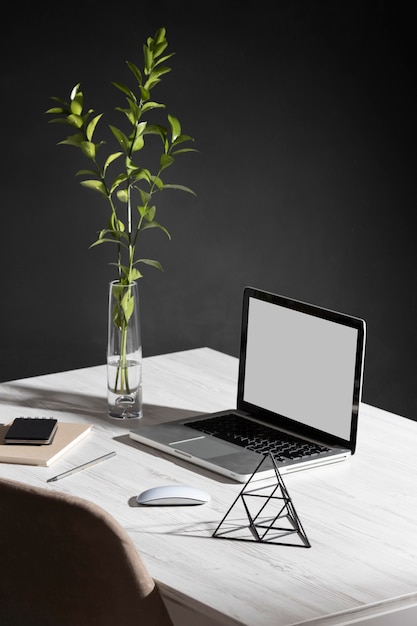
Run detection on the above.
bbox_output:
[107,280,143,419]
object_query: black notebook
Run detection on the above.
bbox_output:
[4,418,58,445]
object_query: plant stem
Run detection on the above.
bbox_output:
[118,319,131,393]
[113,283,133,395]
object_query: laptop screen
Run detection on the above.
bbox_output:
[238,288,366,449]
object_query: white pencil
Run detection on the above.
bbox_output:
[47,451,116,483]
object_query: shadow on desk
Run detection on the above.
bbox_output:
[0,381,108,418]
[116,430,234,485]
[141,404,202,423]
[126,506,218,535]
[0,375,202,429]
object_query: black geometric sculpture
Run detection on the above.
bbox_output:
[213,453,311,547]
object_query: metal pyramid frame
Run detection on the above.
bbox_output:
[213,453,311,547]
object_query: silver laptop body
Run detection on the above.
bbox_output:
[129,287,366,482]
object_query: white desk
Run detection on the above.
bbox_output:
[1,348,417,626]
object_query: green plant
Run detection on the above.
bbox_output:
[46,27,197,405]
[46,26,196,285]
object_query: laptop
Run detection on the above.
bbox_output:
[129,287,366,482]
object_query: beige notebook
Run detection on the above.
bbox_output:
[0,422,92,466]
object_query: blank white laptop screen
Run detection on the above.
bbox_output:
[243,297,358,441]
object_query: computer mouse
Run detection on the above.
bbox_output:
[136,484,210,506]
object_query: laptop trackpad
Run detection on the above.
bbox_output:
[170,436,241,460]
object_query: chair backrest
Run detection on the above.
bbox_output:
[0,477,174,626]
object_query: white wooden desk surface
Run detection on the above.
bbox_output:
[1,348,417,626]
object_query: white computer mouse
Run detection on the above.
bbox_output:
[136,484,210,506]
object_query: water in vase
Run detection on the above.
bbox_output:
[107,357,143,419]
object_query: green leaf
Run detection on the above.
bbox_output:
[47,118,73,126]
[160,153,174,170]
[112,81,136,101]
[80,140,96,159]
[144,77,161,91]
[144,124,167,142]
[80,180,108,196]
[90,238,113,248]
[109,125,130,152]
[141,101,165,113]
[141,221,171,239]
[45,106,67,114]
[119,108,135,126]
[138,204,150,217]
[128,267,142,281]
[131,168,151,183]
[138,188,152,205]
[76,168,98,177]
[140,85,150,101]
[104,152,123,173]
[70,84,81,100]
[172,134,194,146]
[149,175,163,190]
[154,27,167,44]
[150,66,171,80]
[90,235,128,248]
[121,288,135,322]
[144,206,156,222]
[137,258,164,271]
[110,212,125,231]
[136,121,147,136]
[143,43,153,74]
[58,133,84,147]
[154,52,175,68]
[126,61,142,85]
[162,183,196,195]
[127,98,141,122]
[152,40,168,58]
[116,188,129,202]
[67,113,84,129]
[110,282,136,325]
[168,114,181,142]
[132,135,144,152]
[86,114,103,141]
[49,95,69,106]
[110,172,128,193]
[172,147,199,156]
[70,97,83,116]
[125,157,138,174]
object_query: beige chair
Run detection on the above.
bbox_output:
[0,476,174,626]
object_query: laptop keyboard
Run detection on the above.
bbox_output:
[186,413,331,462]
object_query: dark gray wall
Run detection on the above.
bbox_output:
[2,1,416,420]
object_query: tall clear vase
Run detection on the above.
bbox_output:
[107,280,143,419]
